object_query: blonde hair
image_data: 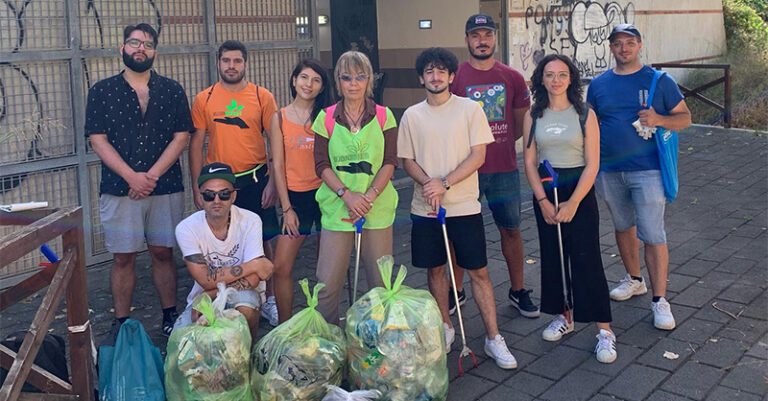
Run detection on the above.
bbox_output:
[334,50,374,99]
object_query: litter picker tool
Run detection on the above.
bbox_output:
[431,206,477,375]
[541,159,573,324]
[342,217,366,304]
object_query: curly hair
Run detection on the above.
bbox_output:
[529,54,585,120]
[415,47,459,76]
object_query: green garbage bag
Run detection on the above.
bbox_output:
[346,256,448,401]
[165,284,253,400]
[251,279,345,401]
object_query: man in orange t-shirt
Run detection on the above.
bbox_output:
[190,40,279,242]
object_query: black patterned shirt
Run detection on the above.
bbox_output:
[85,70,194,196]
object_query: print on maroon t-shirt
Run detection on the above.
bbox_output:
[451,61,531,174]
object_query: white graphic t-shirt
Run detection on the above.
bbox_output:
[175,205,264,308]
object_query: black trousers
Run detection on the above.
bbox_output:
[533,165,612,323]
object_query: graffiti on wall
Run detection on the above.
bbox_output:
[516,0,635,77]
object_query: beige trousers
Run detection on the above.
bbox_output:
[315,226,393,324]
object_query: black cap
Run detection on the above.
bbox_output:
[198,162,236,187]
[465,14,497,34]
[608,24,641,41]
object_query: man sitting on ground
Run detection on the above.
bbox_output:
[174,162,274,339]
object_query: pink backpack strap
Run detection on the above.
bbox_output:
[324,104,337,139]
[375,105,387,130]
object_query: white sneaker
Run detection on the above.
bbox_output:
[260,296,279,327]
[484,334,518,369]
[444,323,455,353]
[651,297,676,330]
[595,329,617,363]
[610,274,648,301]
[541,315,575,342]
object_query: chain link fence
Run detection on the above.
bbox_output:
[1,0,316,283]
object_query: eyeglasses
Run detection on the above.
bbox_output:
[544,72,570,81]
[124,38,156,50]
[201,189,234,202]
[339,73,368,82]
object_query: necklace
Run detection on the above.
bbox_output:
[290,104,311,126]
[344,105,364,134]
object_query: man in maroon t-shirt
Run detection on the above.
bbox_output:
[449,14,538,318]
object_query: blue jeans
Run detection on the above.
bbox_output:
[595,170,667,245]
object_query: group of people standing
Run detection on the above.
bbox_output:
[86,13,690,370]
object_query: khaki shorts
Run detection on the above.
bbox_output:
[99,192,184,253]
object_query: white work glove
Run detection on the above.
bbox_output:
[632,119,656,140]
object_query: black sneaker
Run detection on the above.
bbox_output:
[448,288,467,315]
[509,288,540,318]
[162,311,179,337]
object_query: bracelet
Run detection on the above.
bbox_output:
[536,197,547,203]
[371,186,381,195]
[282,206,293,213]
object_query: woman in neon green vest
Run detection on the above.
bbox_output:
[311,50,398,324]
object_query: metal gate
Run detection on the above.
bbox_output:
[0,0,317,280]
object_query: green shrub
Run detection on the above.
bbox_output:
[723,0,768,55]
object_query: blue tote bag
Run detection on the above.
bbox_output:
[647,70,679,202]
[98,319,165,401]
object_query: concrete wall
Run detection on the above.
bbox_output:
[376,0,481,115]
[368,0,726,116]
[507,0,727,81]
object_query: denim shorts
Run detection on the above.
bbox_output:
[478,170,521,230]
[595,170,667,245]
[172,288,262,332]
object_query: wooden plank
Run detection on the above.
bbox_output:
[0,209,56,227]
[0,345,72,394]
[686,76,726,96]
[0,249,75,401]
[0,207,79,269]
[0,262,59,313]
[18,394,79,401]
[62,210,94,401]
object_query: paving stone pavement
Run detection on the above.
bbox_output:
[2,125,766,399]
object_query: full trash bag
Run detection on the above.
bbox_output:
[98,319,165,401]
[251,279,345,401]
[321,385,380,401]
[165,283,253,400]
[346,255,448,401]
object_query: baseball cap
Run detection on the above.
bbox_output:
[465,14,497,34]
[198,162,236,187]
[608,23,642,41]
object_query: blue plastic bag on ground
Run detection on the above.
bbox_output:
[98,318,165,401]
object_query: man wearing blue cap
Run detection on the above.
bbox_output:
[587,24,691,330]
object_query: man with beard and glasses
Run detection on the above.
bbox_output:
[190,40,281,326]
[85,23,194,338]
[449,14,538,320]
[398,47,517,369]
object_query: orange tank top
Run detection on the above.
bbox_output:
[281,108,322,192]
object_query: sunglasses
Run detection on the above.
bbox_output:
[201,189,234,202]
[339,73,368,82]
[124,38,156,50]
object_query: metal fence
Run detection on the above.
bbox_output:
[0,0,317,281]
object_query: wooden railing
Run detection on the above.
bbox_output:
[0,207,94,401]
[651,63,732,128]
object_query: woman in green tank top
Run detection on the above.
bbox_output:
[310,51,398,324]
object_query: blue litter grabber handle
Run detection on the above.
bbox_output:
[354,217,365,234]
[437,206,447,225]
[542,159,558,188]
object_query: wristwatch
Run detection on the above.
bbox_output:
[441,177,451,190]
[336,187,347,197]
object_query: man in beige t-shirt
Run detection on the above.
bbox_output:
[398,47,518,370]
